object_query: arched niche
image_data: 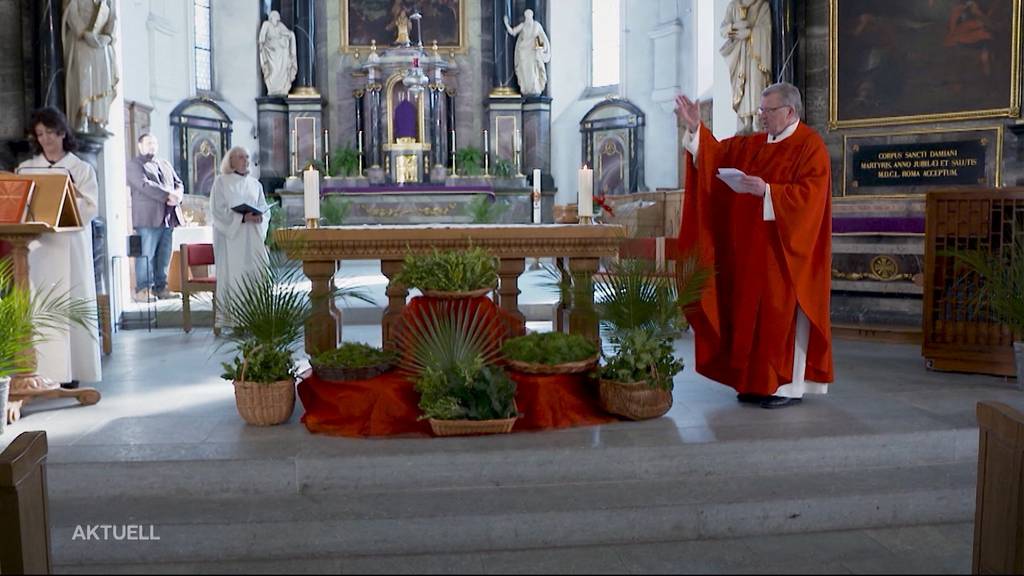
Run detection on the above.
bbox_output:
[579,98,646,195]
[170,98,233,197]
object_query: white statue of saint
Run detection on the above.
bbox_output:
[259,10,298,97]
[720,0,772,134]
[62,0,119,135]
[503,9,551,97]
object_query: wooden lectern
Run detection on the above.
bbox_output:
[0,172,101,424]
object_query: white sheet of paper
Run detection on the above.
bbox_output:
[716,168,747,192]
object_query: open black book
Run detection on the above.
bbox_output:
[231,201,276,215]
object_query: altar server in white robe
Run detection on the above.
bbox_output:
[17,107,102,385]
[210,146,269,329]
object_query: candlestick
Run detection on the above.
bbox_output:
[304,166,321,226]
[357,130,364,174]
[532,168,542,224]
[451,129,457,173]
[578,165,594,225]
[483,129,490,175]
[324,129,331,175]
[291,128,298,175]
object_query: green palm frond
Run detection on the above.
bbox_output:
[949,235,1024,335]
[320,196,350,226]
[395,299,506,377]
[0,259,96,379]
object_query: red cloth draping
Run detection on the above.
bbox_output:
[298,371,432,437]
[509,371,615,431]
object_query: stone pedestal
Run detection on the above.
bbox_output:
[257,96,289,194]
[287,96,324,172]
[486,96,524,174]
[522,95,553,189]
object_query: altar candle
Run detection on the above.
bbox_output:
[357,130,364,152]
[451,129,456,151]
[578,165,593,222]
[304,166,321,223]
[483,129,489,155]
[532,168,542,224]
[323,129,331,173]
[514,129,521,153]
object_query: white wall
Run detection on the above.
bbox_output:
[213,0,259,162]
[550,0,703,202]
[711,0,737,138]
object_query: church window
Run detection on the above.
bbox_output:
[591,0,621,88]
[194,0,213,92]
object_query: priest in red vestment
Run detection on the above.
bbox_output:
[675,82,833,409]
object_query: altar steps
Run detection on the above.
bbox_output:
[46,427,978,569]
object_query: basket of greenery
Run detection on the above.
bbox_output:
[599,328,684,420]
[219,253,371,426]
[396,298,517,435]
[595,257,709,420]
[502,332,599,375]
[311,342,396,382]
[418,357,518,436]
[394,247,499,298]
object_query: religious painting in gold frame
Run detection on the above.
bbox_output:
[829,0,1021,129]
[341,0,466,54]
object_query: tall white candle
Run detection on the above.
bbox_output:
[532,168,542,224]
[304,167,321,222]
[578,166,593,222]
[483,129,489,154]
[514,129,521,153]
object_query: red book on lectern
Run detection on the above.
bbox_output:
[0,179,35,224]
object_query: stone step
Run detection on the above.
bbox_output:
[46,427,978,499]
[48,462,974,565]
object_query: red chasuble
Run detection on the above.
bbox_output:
[678,123,834,395]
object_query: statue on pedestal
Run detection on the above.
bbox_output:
[504,9,551,97]
[392,9,411,46]
[259,11,298,97]
[62,0,119,135]
[720,0,772,134]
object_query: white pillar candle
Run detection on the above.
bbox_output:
[532,168,542,224]
[578,165,593,222]
[514,129,521,153]
[483,129,489,154]
[304,167,321,222]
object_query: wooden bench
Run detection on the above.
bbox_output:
[974,402,1024,574]
[0,431,51,574]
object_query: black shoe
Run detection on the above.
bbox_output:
[737,393,767,404]
[760,395,802,409]
[60,380,80,390]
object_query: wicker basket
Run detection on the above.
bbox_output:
[598,379,672,420]
[420,286,494,299]
[233,379,295,426]
[428,415,517,437]
[311,361,393,382]
[505,354,600,375]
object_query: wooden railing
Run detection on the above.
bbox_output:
[924,190,1024,376]
[974,402,1024,574]
[0,431,52,574]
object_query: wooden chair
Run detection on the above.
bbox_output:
[179,243,219,336]
[0,431,52,574]
[974,401,1024,574]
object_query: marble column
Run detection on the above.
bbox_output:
[770,0,798,87]
[256,96,289,193]
[491,0,515,96]
[522,96,552,188]
[291,0,317,96]
[31,0,64,112]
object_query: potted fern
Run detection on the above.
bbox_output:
[501,332,598,375]
[595,257,709,420]
[394,247,499,299]
[396,299,518,436]
[953,236,1024,385]
[0,259,95,432]
[219,252,371,425]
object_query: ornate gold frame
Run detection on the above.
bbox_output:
[828,0,1022,129]
[841,125,1004,198]
[340,0,467,54]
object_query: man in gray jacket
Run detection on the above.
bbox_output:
[128,134,184,302]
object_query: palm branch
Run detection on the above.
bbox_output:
[0,259,96,379]
[949,235,1024,336]
[395,299,507,378]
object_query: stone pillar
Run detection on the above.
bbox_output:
[291,0,317,96]
[287,97,323,172]
[256,96,289,193]
[31,0,64,112]
[366,84,385,183]
[771,0,798,87]
[522,95,552,188]
[491,0,515,96]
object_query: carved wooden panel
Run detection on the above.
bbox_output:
[974,402,1024,575]
[924,189,1024,376]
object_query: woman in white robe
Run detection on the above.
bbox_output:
[17,107,102,385]
[209,146,269,330]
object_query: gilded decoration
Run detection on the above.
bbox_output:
[341,0,467,54]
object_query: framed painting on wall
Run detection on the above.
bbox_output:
[829,0,1021,128]
[341,0,465,53]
